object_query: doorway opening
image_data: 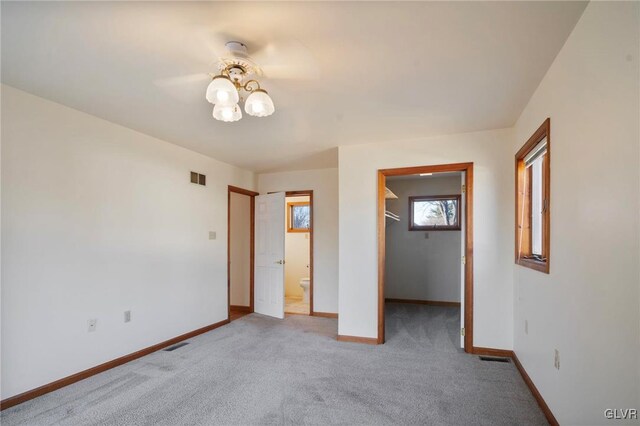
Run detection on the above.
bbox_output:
[227,185,259,322]
[378,163,473,352]
[284,191,314,316]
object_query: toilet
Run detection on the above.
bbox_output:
[299,278,310,303]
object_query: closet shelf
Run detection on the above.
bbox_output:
[385,187,398,199]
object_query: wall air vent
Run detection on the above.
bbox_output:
[190,172,206,186]
[163,342,189,352]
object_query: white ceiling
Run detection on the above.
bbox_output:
[1,1,587,172]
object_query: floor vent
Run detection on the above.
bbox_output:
[479,356,510,363]
[163,342,189,352]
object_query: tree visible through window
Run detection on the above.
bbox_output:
[409,195,460,231]
[287,202,310,232]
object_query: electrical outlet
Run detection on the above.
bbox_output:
[424,232,429,239]
[554,349,560,370]
[88,319,97,332]
[124,310,131,323]
[525,320,528,335]
[209,231,216,240]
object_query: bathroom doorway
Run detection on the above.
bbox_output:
[284,190,313,315]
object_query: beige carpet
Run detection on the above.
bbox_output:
[1,305,547,425]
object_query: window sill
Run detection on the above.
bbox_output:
[516,257,549,274]
[409,226,461,232]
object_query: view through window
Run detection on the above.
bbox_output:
[409,195,460,231]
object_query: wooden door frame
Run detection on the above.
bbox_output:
[228,185,259,320]
[377,163,474,351]
[284,190,314,316]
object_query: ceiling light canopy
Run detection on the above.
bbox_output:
[206,41,275,122]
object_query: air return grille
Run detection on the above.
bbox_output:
[479,356,510,363]
[163,342,189,352]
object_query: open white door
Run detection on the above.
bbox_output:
[254,192,285,319]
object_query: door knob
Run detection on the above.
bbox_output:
[275,260,285,264]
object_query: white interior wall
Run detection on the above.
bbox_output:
[257,169,338,314]
[385,176,461,303]
[229,191,251,307]
[338,128,514,347]
[512,2,640,424]
[0,85,255,399]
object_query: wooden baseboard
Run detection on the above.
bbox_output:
[229,305,251,312]
[472,346,514,358]
[512,352,559,426]
[312,311,338,318]
[471,347,558,426]
[385,298,461,307]
[0,319,230,411]
[336,334,379,345]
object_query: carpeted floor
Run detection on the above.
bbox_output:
[1,304,547,425]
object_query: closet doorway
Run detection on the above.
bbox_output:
[377,163,474,352]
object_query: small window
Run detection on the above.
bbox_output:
[287,202,310,232]
[409,195,461,231]
[515,118,550,273]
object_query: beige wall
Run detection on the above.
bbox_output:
[229,192,251,306]
[385,176,462,303]
[284,196,310,298]
[338,128,514,345]
[0,85,255,399]
[512,2,640,424]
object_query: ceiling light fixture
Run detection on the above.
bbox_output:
[205,41,275,122]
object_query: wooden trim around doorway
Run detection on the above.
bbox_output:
[228,185,259,320]
[377,163,474,351]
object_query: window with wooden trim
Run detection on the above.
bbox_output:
[287,202,310,232]
[409,195,461,231]
[515,118,550,273]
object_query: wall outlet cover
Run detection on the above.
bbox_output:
[88,319,97,332]
[209,231,216,240]
[124,310,131,323]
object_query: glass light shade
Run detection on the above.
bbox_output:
[205,75,239,105]
[213,103,242,122]
[244,89,275,117]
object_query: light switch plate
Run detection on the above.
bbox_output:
[209,231,216,240]
[88,319,97,332]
